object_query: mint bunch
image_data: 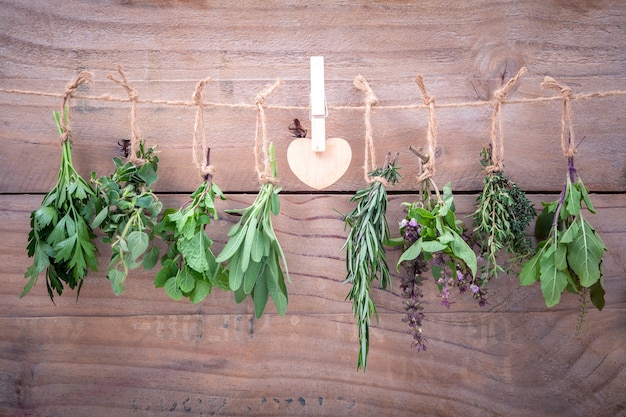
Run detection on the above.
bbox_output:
[155,178,229,303]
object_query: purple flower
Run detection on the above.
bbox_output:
[470,284,480,293]
[408,218,418,228]
[457,270,464,281]
[399,218,408,228]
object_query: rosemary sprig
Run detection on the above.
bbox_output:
[343,152,400,371]
[471,146,536,284]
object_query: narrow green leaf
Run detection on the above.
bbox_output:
[216,223,247,263]
[240,217,258,273]
[252,270,269,319]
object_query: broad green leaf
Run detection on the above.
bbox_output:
[164,276,183,300]
[559,221,579,244]
[35,206,58,228]
[563,179,581,219]
[142,246,159,270]
[589,279,605,311]
[211,266,230,291]
[421,239,447,254]
[127,231,149,262]
[107,269,126,295]
[520,250,541,286]
[177,267,196,293]
[396,238,422,270]
[154,258,176,287]
[567,217,605,287]
[450,232,477,276]
[137,163,158,186]
[189,279,211,304]
[539,246,569,307]
[178,231,210,273]
[554,243,568,271]
[134,195,153,209]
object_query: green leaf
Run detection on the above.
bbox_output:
[53,235,77,262]
[216,223,247,263]
[142,246,159,270]
[252,270,269,319]
[520,249,542,286]
[189,279,211,304]
[554,243,568,271]
[35,206,58,228]
[137,163,158,186]
[589,279,605,311]
[539,246,569,307]
[563,178,581,218]
[240,217,258,273]
[164,277,183,301]
[567,217,605,287]
[559,221,579,244]
[449,232,477,276]
[91,206,109,229]
[127,231,149,262]
[396,238,422,270]
[177,267,196,293]
[178,231,210,273]
[243,259,262,294]
[107,269,126,295]
[154,258,176,288]
[421,239,447,254]
[271,192,280,216]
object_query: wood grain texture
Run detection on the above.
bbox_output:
[1,0,626,193]
[0,0,625,416]
[1,193,624,416]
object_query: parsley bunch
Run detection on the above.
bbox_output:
[472,146,536,283]
[155,176,229,303]
[90,142,162,294]
[216,143,289,319]
[343,152,400,371]
[520,155,607,318]
[23,111,98,301]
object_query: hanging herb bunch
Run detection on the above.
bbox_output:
[342,75,402,371]
[216,80,289,319]
[23,72,98,301]
[471,67,535,286]
[520,77,607,332]
[155,78,229,303]
[90,141,162,295]
[88,66,162,295]
[394,76,478,352]
[343,152,401,371]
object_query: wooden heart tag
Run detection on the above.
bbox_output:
[287,137,352,190]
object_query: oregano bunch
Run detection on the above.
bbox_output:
[343,152,400,371]
[471,146,536,284]
[155,176,229,303]
[23,110,98,301]
[215,143,289,319]
[520,155,607,314]
[90,141,162,294]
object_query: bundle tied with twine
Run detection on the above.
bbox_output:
[59,71,95,144]
[541,76,577,160]
[191,77,216,181]
[486,66,527,174]
[254,79,283,185]
[353,75,391,186]
[107,64,146,166]
[414,75,437,184]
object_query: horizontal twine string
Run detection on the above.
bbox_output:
[2,86,625,111]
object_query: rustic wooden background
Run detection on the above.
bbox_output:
[1,1,625,416]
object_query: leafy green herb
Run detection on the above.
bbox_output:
[395,172,478,349]
[23,110,98,301]
[89,141,162,294]
[343,152,400,371]
[155,176,229,303]
[520,156,607,316]
[471,146,536,283]
[215,143,289,319]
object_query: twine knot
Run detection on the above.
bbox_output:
[414,75,438,182]
[541,76,577,159]
[254,79,283,184]
[59,71,94,144]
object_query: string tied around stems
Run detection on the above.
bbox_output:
[59,71,94,144]
[414,75,437,183]
[541,76,577,159]
[353,75,389,186]
[254,79,283,185]
[107,64,146,166]
[486,66,527,174]
[191,77,216,181]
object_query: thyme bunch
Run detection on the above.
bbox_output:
[472,146,536,285]
[343,152,400,371]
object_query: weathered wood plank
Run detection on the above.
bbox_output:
[0,310,623,417]
[1,0,625,193]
